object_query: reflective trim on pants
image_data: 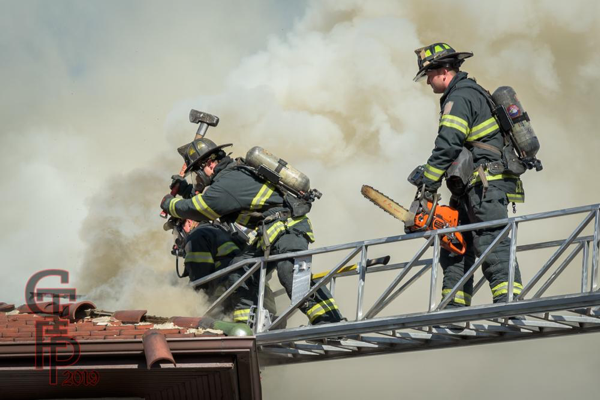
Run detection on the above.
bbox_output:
[491,282,523,298]
[442,289,472,306]
[306,299,339,323]
[233,308,251,323]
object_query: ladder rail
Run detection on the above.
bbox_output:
[188,203,600,357]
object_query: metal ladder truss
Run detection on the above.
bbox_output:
[189,204,600,366]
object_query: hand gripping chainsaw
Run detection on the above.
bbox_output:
[361,185,466,255]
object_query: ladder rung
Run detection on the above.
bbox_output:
[260,346,319,356]
[294,343,353,353]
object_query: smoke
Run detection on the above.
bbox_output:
[2,0,600,399]
[263,1,599,399]
[0,0,303,310]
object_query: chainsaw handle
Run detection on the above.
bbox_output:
[441,231,467,256]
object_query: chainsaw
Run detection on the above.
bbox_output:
[361,185,466,255]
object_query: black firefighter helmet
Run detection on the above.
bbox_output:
[177,138,232,173]
[413,42,473,82]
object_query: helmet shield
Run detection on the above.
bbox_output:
[413,43,473,82]
[177,138,232,173]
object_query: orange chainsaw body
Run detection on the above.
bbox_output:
[411,201,466,255]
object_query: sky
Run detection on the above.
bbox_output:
[1,0,600,399]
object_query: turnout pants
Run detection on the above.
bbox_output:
[441,185,523,307]
[225,231,343,325]
[184,225,277,317]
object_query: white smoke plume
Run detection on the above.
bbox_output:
[2,0,600,399]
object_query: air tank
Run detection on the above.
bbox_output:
[245,146,311,194]
[492,86,540,159]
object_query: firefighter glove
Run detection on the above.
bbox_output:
[160,194,174,213]
[449,195,460,209]
[170,175,194,198]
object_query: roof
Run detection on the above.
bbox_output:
[0,301,262,399]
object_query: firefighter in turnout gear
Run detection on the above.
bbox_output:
[182,222,278,318]
[183,223,241,283]
[411,42,524,306]
[161,138,343,325]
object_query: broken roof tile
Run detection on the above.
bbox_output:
[0,304,258,346]
[113,309,147,324]
[64,301,96,322]
[142,330,176,369]
[169,316,203,328]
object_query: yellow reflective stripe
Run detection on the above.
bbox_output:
[235,213,251,226]
[434,45,443,53]
[440,120,468,135]
[424,171,440,181]
[169,198,182,219]
[217,241,239,257]
[265,221,286,245]
[442,289,472,306]
[442,43,450,50]
[441,115,469,131]
[259,216,316,248]
[516,180,524,193]
[250,183,275,210]
[425,163,444,175]
[466,117,499,141]
[425,49,432,57]
[424,163,445,181]
[440,114,469,135]
[507,193,525,203]
[491,282,523,298]
[233,309,250,322]
[306,299,339,323]
[286,216,307,228]
[185,252,214,264]
[191,194,220,220]
[470,170,519,186]
[286,216,316,242]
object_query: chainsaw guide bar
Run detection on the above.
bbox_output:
[361,185,410,223]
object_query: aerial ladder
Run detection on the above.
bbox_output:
[189,203,600,366]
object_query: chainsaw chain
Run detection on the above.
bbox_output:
[361,185,405,221]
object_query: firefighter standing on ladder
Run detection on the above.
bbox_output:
[160,138,344,325]
[410,42,525,306]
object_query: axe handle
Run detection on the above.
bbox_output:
[311,255,391,280]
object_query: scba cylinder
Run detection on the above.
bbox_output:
[492,86,540,159]
[245,146,311,193]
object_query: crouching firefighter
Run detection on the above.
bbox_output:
[410,42,526,307]
[160,138,344,326]
[166,170,277,319]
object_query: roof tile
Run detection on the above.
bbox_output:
[143,330,176,369]
[0,301,232,346]
[113,310,147,324]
